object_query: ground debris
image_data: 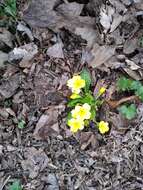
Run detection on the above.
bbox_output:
[0,73,21,100]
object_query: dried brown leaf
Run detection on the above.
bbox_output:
[34,106,64,139]
[89,43,115,68]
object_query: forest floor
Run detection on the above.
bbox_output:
[0,0,143,189]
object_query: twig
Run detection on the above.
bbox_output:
[106,95,139,108]
[0,175,11,190]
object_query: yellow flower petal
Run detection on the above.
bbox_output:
[70,93,81,99]
[67,75,85,94]
[68,118,84,133]
[83,103,91,111]
[99,87,106,95]
[98,121,109,134]
[71,103,91,120]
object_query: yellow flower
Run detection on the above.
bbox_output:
[71,103,91,120]
[98,121,109,134]
[99,87,106,95]
[68,118,84,133]
[67,75,85,94]
[70,93,81,99]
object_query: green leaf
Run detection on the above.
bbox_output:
[80,69,91,92]
[90,108,96,121]
[130,80,142,91]
[81,93,95,105]
[117,77,133,91]
[9,180,22,190]
[135,86,143,101]
[1,0,17,18]
[68,93,95,107]
[67,98,83,107]
[118,104,137,120]
[66,112,72,124]
[18,120,25,129]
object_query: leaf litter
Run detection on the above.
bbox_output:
[0,0,143,189]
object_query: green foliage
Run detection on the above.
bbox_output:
[116,77,143,119]
[139,36,143,47]
[130,80,142,91]
[67,92,95,107]
[18,120,25,129]
[90,108,96,121]
[0,0,17,19]
[135,86,143,101]
[117,77,133,91]
[9,180,22,190]
[80,69,91,92]
[117,77,143,101]
[67,72,107,133]
[118,104,137,120]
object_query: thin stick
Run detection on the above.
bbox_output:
[0,175,11,190]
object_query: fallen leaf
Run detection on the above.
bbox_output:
[34,106,64,139]
[125,59,141,70]
[89,43,115,68]
[80,132,98,150]
[110,13,123,33]
[23,0,95,33]
[100,6,114,33]
[0,74,21,100]
[0,28,13,48]
[9,43,38,68]
[47,41,64,58]
[135,1,143,10]
[41,173,59,190]
[75,27,98,48]
[0,108,9,119]
[123,68,143,80]
[123,38,138,54]
[17,22,34,41]
[56,2,83,17]
[109,0,127,13]
[21,147,49,179]
[0,51,8,68]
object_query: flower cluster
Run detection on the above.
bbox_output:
[68,103,91,133]
[67,72,109,134]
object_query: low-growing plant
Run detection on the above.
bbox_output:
[0,0,17,19]
[66,69,109,134]
[118,104,137,120]
[18,119,25,129]
[9,180,22,190]
[117,77,143,119]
